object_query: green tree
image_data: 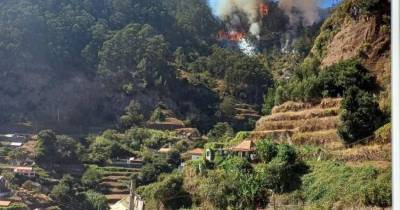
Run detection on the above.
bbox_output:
[338,86,384,144]
[88,137,113,164]
[262,87,276,115]
[138,173,191,209]
[35,130,57,163]
[81,167,102,189]
[50,175,77,209]
[98,23,171,92]
[120,101,144,129]
[207,122,234,142]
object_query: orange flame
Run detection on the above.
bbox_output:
[218,30,245,42]
[259,3,269,17]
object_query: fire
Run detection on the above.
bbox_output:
[218,30,245,42]
[259,3,269,17]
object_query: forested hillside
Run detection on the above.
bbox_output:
[0,0,392,209]
[0,0,322,133]
[0,0,219,131]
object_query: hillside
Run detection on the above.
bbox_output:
[308,0,391,110]
[0,0,392,210]
[252,98,341,147]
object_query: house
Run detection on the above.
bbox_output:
[127,157,144,167]
[205,143,226,161]
[13,167,35,178]
[187,148,204,160]
[229,140,257,161]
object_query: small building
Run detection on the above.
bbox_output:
[13,167,35,178]
[205,143,226,161]
[0,134,27,143]
[0,201,11,208]
[187,148,204,160]
[127,157,144,168]
[229,140,257,161]
[158,147,174,154]
[10,142,23,147]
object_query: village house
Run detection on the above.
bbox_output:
[13,167,35,178]
[229,140,257,161]
[187,148,204,160]
[205,143,226,161]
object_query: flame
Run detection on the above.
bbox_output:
[259,3,269,17]
[218,30,245,42]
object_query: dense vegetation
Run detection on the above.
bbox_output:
[0,0,392,209]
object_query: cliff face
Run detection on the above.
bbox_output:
[321,15,390,85]
[308,0,390,83]
[307,0,391,111]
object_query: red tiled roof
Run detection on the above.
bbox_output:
[230,140,255,152]
[188,148,204,155]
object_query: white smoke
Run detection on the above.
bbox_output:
[215,0,262,36]
[278,0,321,26]
[238,39,257,55]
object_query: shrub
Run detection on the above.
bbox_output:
[262,87,276,115]
[207,122,234,142]
[81,167,102,189]
[138,173,191,210]
[302,161,391,208]
[84,190,109,210]
[150,107,165,122]
[255,139,278,163]
[276,144,297,164]
[220,156,253,174]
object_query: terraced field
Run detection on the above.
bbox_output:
[250,98,391,167]
[251,98,342,147]
[97,166,140,204]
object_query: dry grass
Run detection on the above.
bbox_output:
[298,116,339,132]
[345,161,391,169]
[256,120,300,131]
[248,130,294,143]
[373,122,391,144]
[292,129,340,146]
[319,98,342,109]
[256,116,338,132]
[262,108,339,122]
[331,144,391,162]
[271,98,341,114]
[272,101,313,114]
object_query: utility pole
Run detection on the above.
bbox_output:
[128,179,136,210]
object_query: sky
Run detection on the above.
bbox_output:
[207,0,342,15]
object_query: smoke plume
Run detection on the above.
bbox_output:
[278,0,321,25]
[215,0,263,37]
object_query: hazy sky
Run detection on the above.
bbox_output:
[207,0,341,15]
